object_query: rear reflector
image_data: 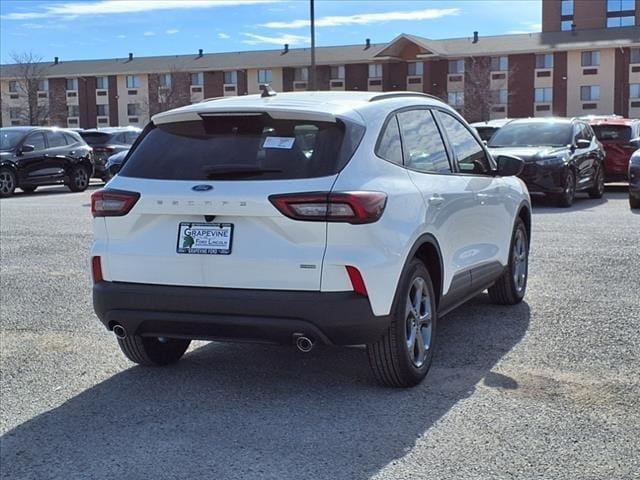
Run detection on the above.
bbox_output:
[91,256,103,283]
[346,266,368,296]
[269,191,387,224]
[91,189,140,217]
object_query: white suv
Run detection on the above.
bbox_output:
[91,91,531,387]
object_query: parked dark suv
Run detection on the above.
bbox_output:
[488,118,605,207]
[80,127,140,181]
[0,127,93,197]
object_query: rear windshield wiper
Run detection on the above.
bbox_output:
[202,165,282,179]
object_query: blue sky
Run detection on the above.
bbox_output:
[0,0,541,64]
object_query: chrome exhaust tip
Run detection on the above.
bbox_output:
[112,324,127,339]
[295,335,314,353]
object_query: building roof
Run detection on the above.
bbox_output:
[1,26,638,79]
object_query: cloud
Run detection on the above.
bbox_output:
[116,34,126,39]
[166,29,179,35]
[218,32,231,39]
[242,33,309,46]
[143,31,155,37]
[507,21,541,34]
[1,0,280,20]
[259,8,460,29]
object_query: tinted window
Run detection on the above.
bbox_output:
[80,132,110,145]
[46,131,67,147]
[474,127,498,142]
[437,112,491,174]
[25,132,46,151]
[592,125,632,142]
[121,115,362,181]
[63,132,79,145]
[0,130,25,151]
[376,116,403,165]
[489,122,573,148]
[397,110,450,173]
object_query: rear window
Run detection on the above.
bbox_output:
[80,132,111,145]
[474,127,498,142]
[120,114,362,181]
[592,125,631,143]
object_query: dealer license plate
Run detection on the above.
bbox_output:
[176,222,233,255]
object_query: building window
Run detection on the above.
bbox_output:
[294,67,309,82]
[561,20,573,31]
[581,51,600,67]
[191,72,203,86]
[126,75,140,88]
[607,16,635,27]
[258,69,272,84]
[491,89,508,104]
[224,71,238,84]
[536,54,554,69]
[96,104,109,116]
[68,105,80,117]
[9,108,21,119]
[490,56,508,71]
[368,63,382,78]
[448,91,464,106]
[330,66,345,79]
[127,103,141,116]
[38,79,49,91]
[448,59,465,74]
[607,0,636,27]
[408,62,424,76]
[9,81,19,93]
[561,0,574,15]
[630,84,640,99]
[66,78,78,91]
[535,87,553,103]
[96,76,108,89]
[159,73,171,88]
[580,85,600,101]
[632,48,640,64]
[607,0,635,12]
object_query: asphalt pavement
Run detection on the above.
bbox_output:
[1,184,639,480]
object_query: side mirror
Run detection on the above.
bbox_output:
[575,139,591,149]
[495,154,524,177]
[630,137,640,149]
[19,144,35,154]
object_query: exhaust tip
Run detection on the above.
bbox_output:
[295,335,314,353]
[113,324,127,339]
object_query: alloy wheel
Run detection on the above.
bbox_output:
[74,168,88,189]
[565,172,575,203]
[405,277,433,368]
[0,171,15,195]
[512,228,528,293]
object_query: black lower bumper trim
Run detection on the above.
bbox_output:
[93,281,391,346]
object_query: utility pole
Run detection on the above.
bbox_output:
[309,0,316,90]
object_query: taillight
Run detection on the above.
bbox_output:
[91,256,103,283]
[269,191,387,224]
[91,189,140,217]
[346,266,368,296]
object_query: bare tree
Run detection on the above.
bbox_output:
[7,51,50,125]
[463,57,519,123]
[147,66,191,117]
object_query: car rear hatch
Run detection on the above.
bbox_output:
[95,111,364,291]
[592,124,635,175]
[80,131,116,166]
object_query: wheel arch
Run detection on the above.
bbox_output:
[517,202,531,244]
[402,233,444,309]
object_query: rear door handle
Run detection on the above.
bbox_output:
[428,195,444,207]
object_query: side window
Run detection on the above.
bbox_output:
[437,111,492,174]
[396,109,450,173]
[45,131,67,148]
[63,133,78,145]
[25,132,46,151]
[375,116,403,165]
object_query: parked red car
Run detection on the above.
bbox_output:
[589,118,640,182]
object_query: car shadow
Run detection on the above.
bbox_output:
[1,183,101,200]
[1,295,530,480]
[530,186,630,213]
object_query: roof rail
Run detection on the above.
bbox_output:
[368,92,443,103]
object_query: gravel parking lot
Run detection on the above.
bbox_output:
[1,185,639,480]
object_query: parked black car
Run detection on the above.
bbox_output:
[488,118,605,207]
[629,149,640,209]
[79,127,140,181]
[0,127,93,197]
[104,149,129,181]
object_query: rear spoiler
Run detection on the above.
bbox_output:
[153,107,337,125]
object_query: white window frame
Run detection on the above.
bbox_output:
[408,62,424,76]
[126,75,140,89]
[580,85,601,101]
[368,63,382,78]
[258,69,272,84]
[330,65,345,80]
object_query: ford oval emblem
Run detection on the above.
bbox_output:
[192,185,213,192]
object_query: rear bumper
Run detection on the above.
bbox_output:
[93,281,391,346]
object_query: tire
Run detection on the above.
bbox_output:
[67,165,90,192]
[553,169,575,207]
[587,165,605,199]
[367,259,437,388]
[488,218,529,305]
[117,335,191,366]
[630,195,640,209]
[0,168,17,198]
[21,186,37,193]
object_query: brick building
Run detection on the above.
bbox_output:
[1,0,639,128]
